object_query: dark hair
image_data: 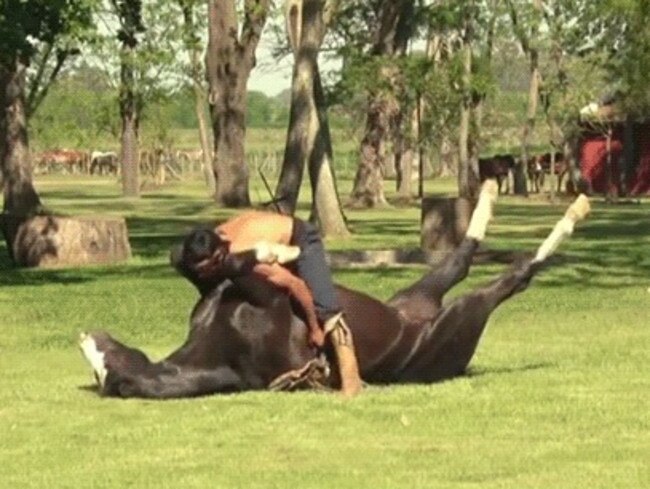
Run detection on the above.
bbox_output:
[185,227,221,261]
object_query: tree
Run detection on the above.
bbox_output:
[345,0,415,208]
[178,0,216,195]
[275,0,349,237]
[0,1,93,254]
[95,0,187,197]
[538,0,608,199]
[110,0,144,198]
[206,0,271,207]
[507,0,544,196]
[601,0,650,113]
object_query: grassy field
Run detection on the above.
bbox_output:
[0,174,648,488]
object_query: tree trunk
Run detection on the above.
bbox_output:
[277,0,348,236]
[396,104,418,199]
[458,35,473,199]
[194,84,216,195]
[348,0,414,208]
[509,0,543,197]
[180,0,216,196]
[310,68,349,237]
[118,29,140,198]
[349,94,391,207]
[274,0,312,215]
[622,116,636,196]
[605,126,616,202]
[206,0,269,208]
[438,135,456,177]
[0,60,42,256]
[516,52,538,196]
[119,109,139,197]
[8,215,131,267]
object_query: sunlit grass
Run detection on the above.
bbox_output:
[0,175,648,488]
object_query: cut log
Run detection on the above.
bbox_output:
[5,215,131,268]
[420,196,475,263]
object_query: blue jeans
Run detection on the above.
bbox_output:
[290,219,340,322]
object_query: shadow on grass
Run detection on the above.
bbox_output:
[0,258,176,288]
[465,362,554,378]
[77,384,100,394]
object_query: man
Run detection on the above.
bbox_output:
[195,211,363,397]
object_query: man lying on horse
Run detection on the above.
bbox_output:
[181,211,363,397]
[79,180,591,399]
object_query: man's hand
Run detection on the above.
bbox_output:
[254,241,301,264]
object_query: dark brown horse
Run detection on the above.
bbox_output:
[79,190,590,398]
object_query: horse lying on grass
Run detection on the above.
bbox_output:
[79,184,591,398]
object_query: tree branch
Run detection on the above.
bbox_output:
[240,0,271,64]
[27,49,73,118]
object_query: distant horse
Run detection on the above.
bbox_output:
[89,151,118,176]
[79,185,590,398]
[35,149,88,174]
[528,152,569,193]
[479,154,516,195]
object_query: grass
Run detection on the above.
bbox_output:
[0,174,649,488]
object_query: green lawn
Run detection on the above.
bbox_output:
[0,174,648,488]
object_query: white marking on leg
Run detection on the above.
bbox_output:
[533,217,575,262]
[79,333,107,388]
[466,179,498,241]
[533,194,590,262]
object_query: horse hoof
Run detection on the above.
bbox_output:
[79,332,107,389]
[566,194,590,222]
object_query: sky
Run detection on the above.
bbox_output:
[247,41,294,96]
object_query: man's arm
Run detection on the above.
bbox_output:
[253,263,325,348]
[199,242,300,279]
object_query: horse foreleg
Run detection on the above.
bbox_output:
[79,331,244,398]
[114,366,245,399]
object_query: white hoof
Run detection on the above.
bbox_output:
[79,332,107,388]
[466,179,498,241]
[565,194,590,223]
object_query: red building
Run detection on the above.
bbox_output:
[578,103,650,196]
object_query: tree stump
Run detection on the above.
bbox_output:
[5,215,131,268]
[421,196,475,263]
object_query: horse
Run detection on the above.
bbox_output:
[79,186,590,398]
[478,154,516,195]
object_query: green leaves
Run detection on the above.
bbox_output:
[0,0,94,66]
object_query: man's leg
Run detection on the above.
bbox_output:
[291,219,363,397]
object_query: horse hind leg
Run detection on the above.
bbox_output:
[387,179,498,320]
[473,193,590,317]
[399,194,591,382]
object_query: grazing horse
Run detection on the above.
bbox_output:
[528,152,569,193]
[79,187,590,398]
[89,151,119,176]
